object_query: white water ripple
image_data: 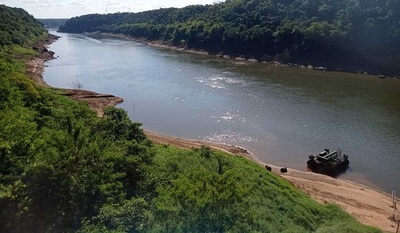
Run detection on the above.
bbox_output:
[196,74,251,89]
[211,111,246,123]
[204,130,257,143]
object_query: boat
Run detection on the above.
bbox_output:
[307,149,349,175]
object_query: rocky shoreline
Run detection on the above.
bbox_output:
[32,33,399,232]
[27,34,59,87]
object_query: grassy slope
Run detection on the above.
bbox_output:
[148,145,381,232]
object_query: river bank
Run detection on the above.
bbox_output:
[145,130,399,232]
[89,32,400,79]
[36,33,399,232]
[27,34,123,117]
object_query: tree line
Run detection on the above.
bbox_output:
[59,0,400,76]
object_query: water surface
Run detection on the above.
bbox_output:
[44,32,400,192]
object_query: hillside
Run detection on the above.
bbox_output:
[0,4,46,46]
[0,4,383,233]
[59,0,400,76]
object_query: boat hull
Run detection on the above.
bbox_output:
[307,158,349,176]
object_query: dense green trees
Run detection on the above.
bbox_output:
[0,4,46,46]
[60,0,400,75]
[0,4,383,233]
[0,54,155,231]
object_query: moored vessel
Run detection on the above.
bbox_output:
[307,149,349,176]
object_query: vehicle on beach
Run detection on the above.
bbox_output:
[307,149,349,176]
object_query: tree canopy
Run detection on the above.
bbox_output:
[59,0,400,75]
[0,4,46,46]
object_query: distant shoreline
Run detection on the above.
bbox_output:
[40,32,399,232]
[85,31,400,80]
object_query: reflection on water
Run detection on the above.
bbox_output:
[204,130,256,143]
[44,31,400,192]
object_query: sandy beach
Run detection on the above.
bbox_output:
[29,34,399,232]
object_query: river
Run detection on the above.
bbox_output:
[44,31,400,193]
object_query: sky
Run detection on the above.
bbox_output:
[2,0,222,18]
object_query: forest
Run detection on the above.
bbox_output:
[0,5,47,46]
[59,0,400,76]
[0,4,383,233]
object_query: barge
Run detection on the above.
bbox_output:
[307,149,349,176]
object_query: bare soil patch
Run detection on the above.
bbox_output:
[59,89,123,117]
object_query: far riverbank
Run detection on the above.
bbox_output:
[88,31,400,79]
